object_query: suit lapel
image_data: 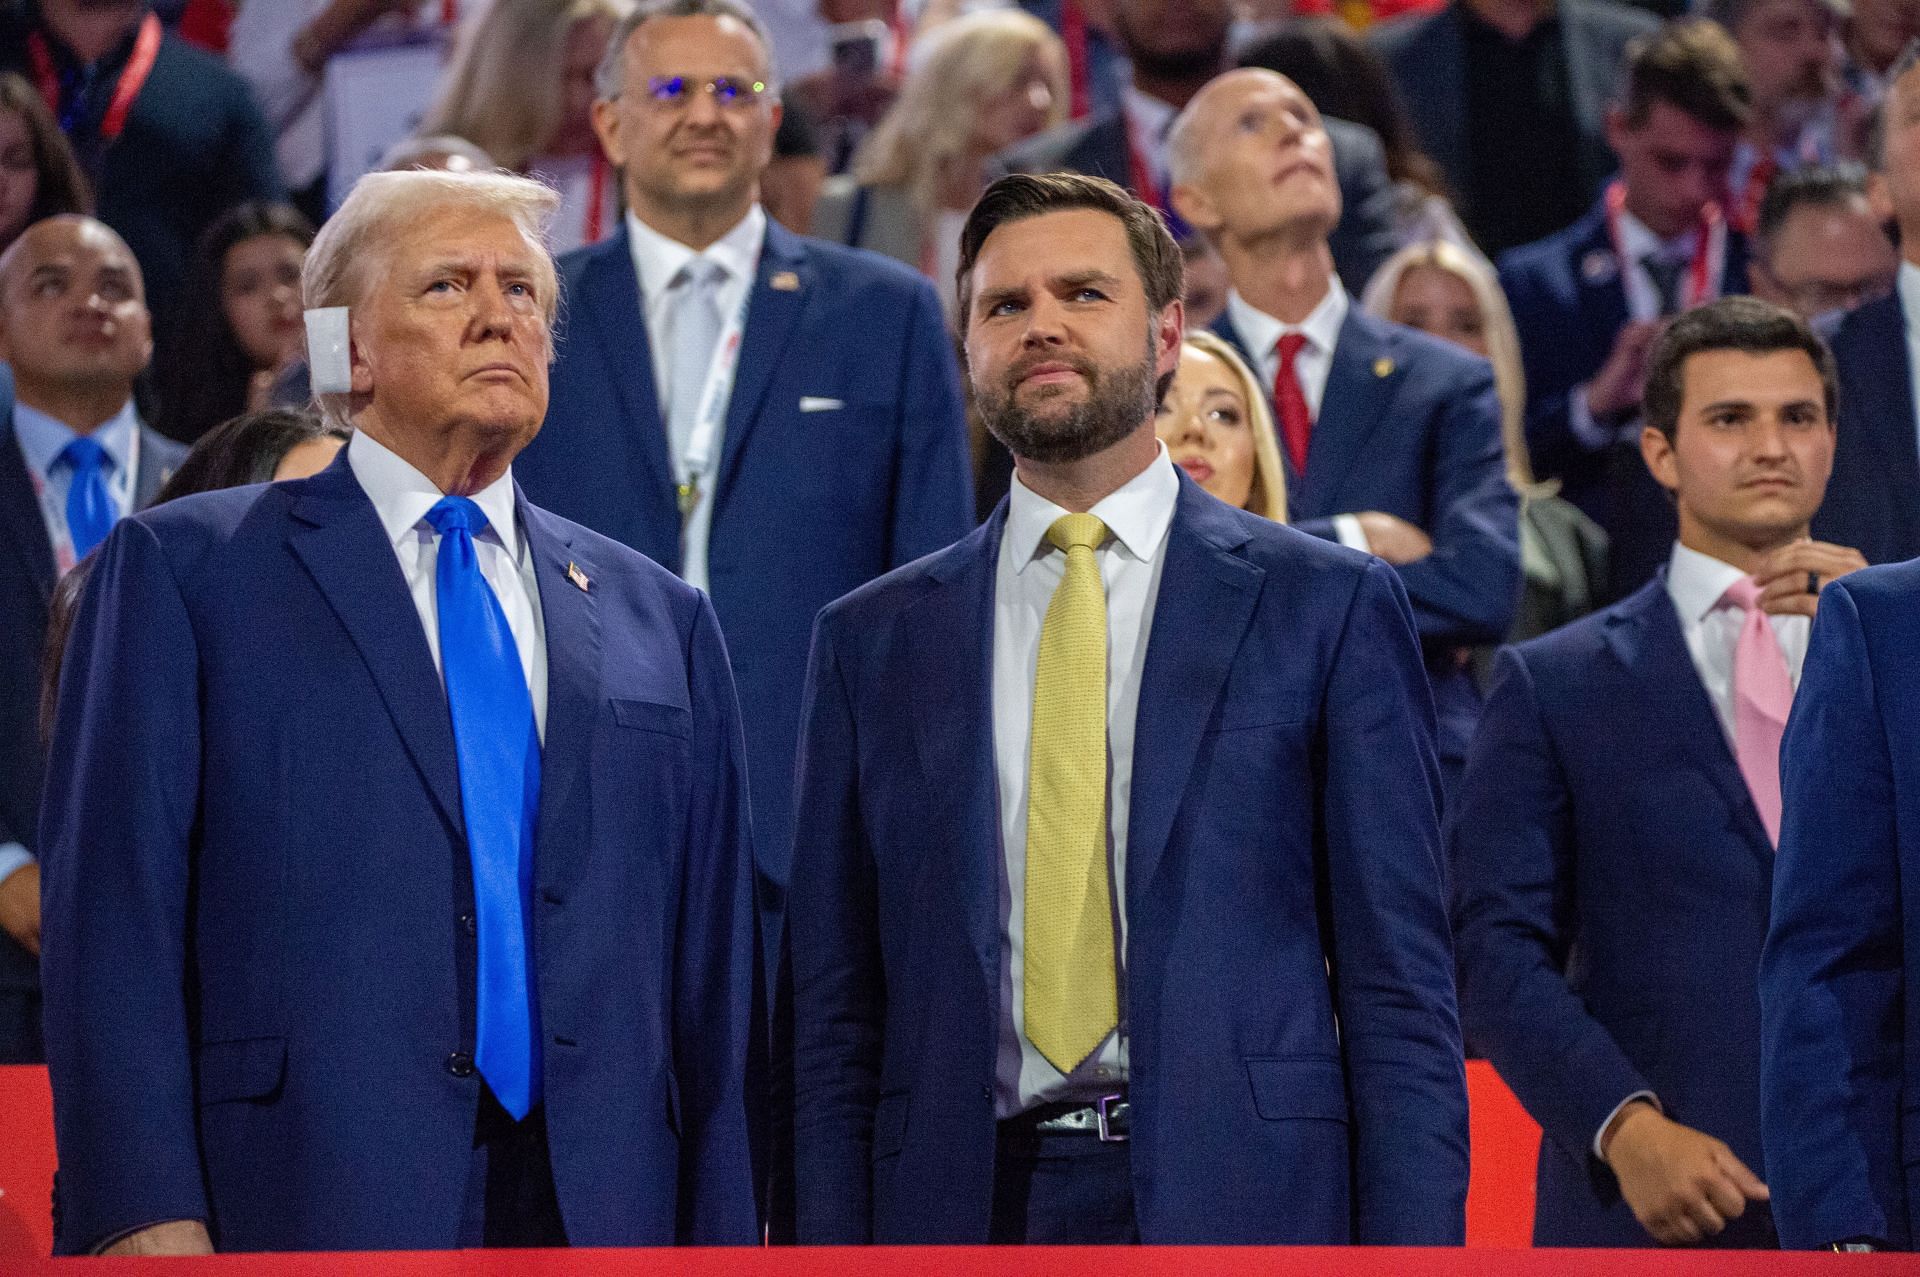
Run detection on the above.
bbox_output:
[714,223,811,501]
[575,230,677,515]
[0,430,54,604]
[904,512,1005,980]
[289,453,464,835]
[519,497,601,899]
[1603,579,1774,862]
[1128,478,1265,896]
[1302,311,1398,517]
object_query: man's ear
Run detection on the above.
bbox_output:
[1640,422,1680,495]
[591,97,624,169]
[1170,181,1222,240]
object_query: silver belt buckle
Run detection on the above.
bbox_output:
[1096,1092,1128,1143]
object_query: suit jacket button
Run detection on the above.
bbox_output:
[446,1051,475,1077]
[458,912,476,936]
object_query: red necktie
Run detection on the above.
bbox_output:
[1734,154,1778,237]
[1273,332,1313,474]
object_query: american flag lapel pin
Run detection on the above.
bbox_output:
[566,560,590,593]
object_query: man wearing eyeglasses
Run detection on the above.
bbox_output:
[515,0,974,1013]
[1748,164,1898,325]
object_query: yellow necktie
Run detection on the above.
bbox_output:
[1024,512,1118,1076]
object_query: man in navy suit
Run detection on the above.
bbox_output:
[0,215,185,1066]
[788,172,1467,1245]
[1168,68,1518,789]
[1499,20,1753,602]
[1814,50,1920,566]
[515,0,973,966]
[38,170,758,1254]
[1454,297,1866,1249]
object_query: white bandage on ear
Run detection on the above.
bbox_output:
[304,307,353,395]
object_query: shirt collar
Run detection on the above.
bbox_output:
[625,204,768,302]
[1004,440,1181,575]
[1665,540,1752,624]
[1615,203,1698,265]
[1225,275,1349,361]
[346,428,522,563]
[13,398,139,481]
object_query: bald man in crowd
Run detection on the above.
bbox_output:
[0,216,185,1066]
[38,171,758,1254]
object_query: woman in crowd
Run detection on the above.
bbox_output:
[1363,239,1606,639]
[420,0,628,254]
[0,72,90,255]
[1155,331,1289,522]
[155,202,316,445]
[812,10,1068,317]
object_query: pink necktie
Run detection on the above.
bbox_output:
[1722,576,1793,846]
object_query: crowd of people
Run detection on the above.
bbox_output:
[2,0,1920,1257]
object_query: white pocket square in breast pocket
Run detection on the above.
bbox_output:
[799,396,845,413]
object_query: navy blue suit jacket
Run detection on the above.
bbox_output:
[1812,292,1919,567]
[0,386,183,1064]
[38,454,759,1252]
[1498,198,1750,600]
[1762,563,1920,1249]
[515,221,973,967]
[1213,307,1519,780]
[1453,578,1777,1247]
[788,476,1468,1244]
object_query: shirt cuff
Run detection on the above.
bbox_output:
[1333,514,1369,552]
[1595,1090,1661,1161]
[0,844,33,889]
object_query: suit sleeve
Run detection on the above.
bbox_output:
[1452,647,1655,1167]
[1392,358,1521,645]
[787,618,884,1243]
[673,593,762,1244]
[1321,558,1469,1244]
[888,279,976,564]
[1760,581,1906,1249]
[37,519,207,1255]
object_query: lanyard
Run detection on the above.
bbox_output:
[1604,180,1725,319]
[1062,0,1090,119]
[24,425,141,577]
[29,11,162,141]
[673,293,751,521]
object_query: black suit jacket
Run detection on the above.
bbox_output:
[993,110,1399,295]
[0,379,185,1062]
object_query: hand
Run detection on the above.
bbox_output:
[1752,540,1869,618]
[0,862,38,956]
[1602,1102,1769,1245]
[1355,512,1433,565]
[101,1220,213,1256]
[1584,321,1666,422]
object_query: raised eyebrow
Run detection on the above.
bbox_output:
[974,285,1030,312]
[1697,399,1756,415]
[1054,270,1123,292]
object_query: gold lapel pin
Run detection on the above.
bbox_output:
[566,561,591,593]
[770,271,800,292]
[1373,357,1395,378]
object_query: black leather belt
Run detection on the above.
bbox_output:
[1008,1092,1129,1142]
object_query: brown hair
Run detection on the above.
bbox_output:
[956,172,1183,331]
[1617,19,1752,133]
[1641,296,1837,441]
[0,71,92,242]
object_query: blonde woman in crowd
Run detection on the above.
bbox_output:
[420,0,632,252]
[1364,239,1607,638]
[812,10,1068,316]
[1155,331,1288,522]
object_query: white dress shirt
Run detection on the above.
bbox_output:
[1897,261,1920,463]
[992,443,1180,1116]
[346,430,548,740]
[0,401,142,886]
[624,205,768,593]
[1593,540,1809,1158]
[1225,279,1370,550]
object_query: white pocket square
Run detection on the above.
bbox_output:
[799,396,845,413]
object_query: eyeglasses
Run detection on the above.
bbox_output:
[640,75,769,111]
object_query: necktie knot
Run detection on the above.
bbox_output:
[425,494,490,539]
[1275,331,1309,367]
[1046,512,1108,555]
[1641,251,1688,315]
[673,258,725,293]
[1720,575,1762,612]
[59,434,107,477]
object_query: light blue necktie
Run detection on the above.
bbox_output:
[59,435,116,558]
[666,259,725,462]
[426,496,542,1120]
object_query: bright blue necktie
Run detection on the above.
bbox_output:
[425,496,542,1120]
[59,435,116,558]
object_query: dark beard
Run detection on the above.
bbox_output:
[1113,6,1226,82]
[978,345,1157,465]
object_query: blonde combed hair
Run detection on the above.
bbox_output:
[421,0,633,171]
[1179,331,1289,524]
[1361,239,1537,490]
[854,11,1069,218]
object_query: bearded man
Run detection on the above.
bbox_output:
[783,172,1469,1246]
